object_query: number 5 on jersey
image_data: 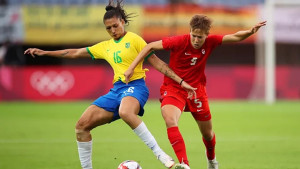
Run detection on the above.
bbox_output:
[191,57,197,65]
[194,99,202,108]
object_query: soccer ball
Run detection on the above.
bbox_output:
[117,160,142,169]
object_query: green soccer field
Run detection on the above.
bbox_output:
[0,100,299,169]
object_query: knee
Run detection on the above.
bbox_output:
[75,120,91,141]
[162,114,178,127]
[165,117,177,127]
[202,131,214,141]
[118,109,126,119]
[75,119,89,133]
[119,109,132,121]
[75,128,85,136]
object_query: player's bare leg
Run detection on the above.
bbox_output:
[75,105,114,169]
[120,96,175,168]
[118,96,142,129]
[162,105,189,168]
[196,120,219,169]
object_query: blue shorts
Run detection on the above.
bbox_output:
[92,78,149,122]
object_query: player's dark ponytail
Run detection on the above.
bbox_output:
[103,0,136,25]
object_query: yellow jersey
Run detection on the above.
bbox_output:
[87,32,148,84]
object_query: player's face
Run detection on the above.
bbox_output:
[190,29,207,49]
[104,16,125,40]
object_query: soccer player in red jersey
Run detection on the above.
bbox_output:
[125,14,266,169]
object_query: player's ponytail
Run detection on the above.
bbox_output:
[103,0,136,25]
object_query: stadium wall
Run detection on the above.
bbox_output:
[0,65,299,101]
[0,4,258,45]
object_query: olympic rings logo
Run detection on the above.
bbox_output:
[30,71,74,96]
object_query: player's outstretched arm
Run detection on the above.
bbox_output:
[24,47,90,59]
[124,40,164,84]
[222,21,266,43]
[148,54,197,99]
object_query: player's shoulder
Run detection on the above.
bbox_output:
[205,34,224,45]
[95,38,112,45]
[207,34,223,40]
[126,32,145,42]
[172,34,189,40]
[126,32,143,39]
[163,34,189,43]
[127,31,138,36]
[162,34,189,49]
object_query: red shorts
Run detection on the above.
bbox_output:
[160,85,211,121]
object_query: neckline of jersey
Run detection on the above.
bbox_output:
[114,32,128,43]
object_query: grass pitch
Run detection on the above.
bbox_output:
[0,100,299,169]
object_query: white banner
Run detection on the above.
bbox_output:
[275,6,300,43]
[0,6,24,43]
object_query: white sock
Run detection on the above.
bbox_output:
[133,122,164,157]
[211,157,217,162]
[77,140,93,169]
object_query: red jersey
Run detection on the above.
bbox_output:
[162,34,223,88]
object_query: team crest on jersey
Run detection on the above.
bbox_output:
[125,42,130,48]
[202,49,205,54]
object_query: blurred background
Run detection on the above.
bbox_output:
[0,0,299,102]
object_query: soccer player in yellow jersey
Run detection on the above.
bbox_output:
[86,31,149,83]
[24,0,196,169]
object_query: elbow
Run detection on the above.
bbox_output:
[147,42,157,51]
[70,55,79,59]
[71,50,83,59]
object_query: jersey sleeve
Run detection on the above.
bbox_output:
[133,34,147,53]
[86,42,106,59]
[132,33,154,61]
[207,34,224,48]
[162,35,182,50]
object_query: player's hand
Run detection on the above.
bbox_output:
[124,68,134,85]
[181,81,197,99]
[251,21,267,34]
[24,48,45,58]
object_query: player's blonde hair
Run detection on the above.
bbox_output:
[189,14,212,35]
